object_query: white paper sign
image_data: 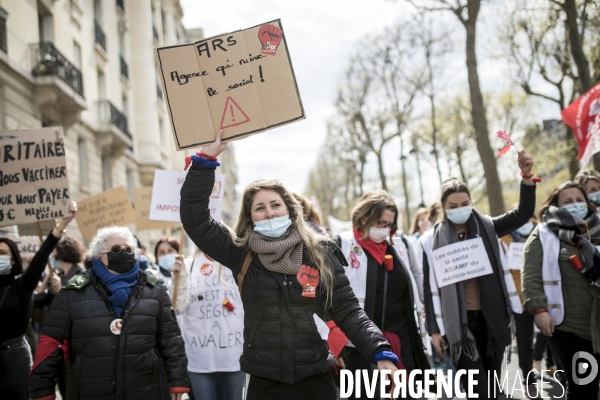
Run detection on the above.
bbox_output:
[149,170,225,222]
[432,237,493,288]
[507,242,525,270]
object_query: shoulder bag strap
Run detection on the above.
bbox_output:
[0,285,11,310]
[237,253,253,295]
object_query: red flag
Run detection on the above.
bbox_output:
[562,83,600,160]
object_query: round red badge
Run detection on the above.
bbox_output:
[110,318,123,335]
[200,263,214,276]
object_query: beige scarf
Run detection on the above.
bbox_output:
[249,228,304,274]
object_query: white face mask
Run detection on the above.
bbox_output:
[368,227,390,244]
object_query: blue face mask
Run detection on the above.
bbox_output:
[446,205,473,225]
[516,222,535,236]
[49,256,60,270]
[253,215,292,238]
[562,202,588,220]
[588,190,600,205]
[0,255,12,274]
[158,254,177,271]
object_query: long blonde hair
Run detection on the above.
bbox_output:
[232,179,335,307]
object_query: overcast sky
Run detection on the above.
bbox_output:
[180,0,404,194]
[179,1,559,209]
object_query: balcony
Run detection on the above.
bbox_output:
[30,42,86,119]
[153,25,159,41]
[0,7,7,53]
[116,0,125,12]
[156,83,163,100]
[96,100,132,153]
[95,19,106,52]
[120,55,128,79]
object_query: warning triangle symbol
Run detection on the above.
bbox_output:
[220,97,251,129]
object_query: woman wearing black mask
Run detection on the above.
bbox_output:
[29,226,190,400]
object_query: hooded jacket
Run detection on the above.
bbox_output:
[29,269,189,400]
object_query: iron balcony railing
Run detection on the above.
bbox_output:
[95,19,106,52]
[156,83,163,100]
[30,42,84,97]
[116,0,125,12]
[97,100,131,139]
[0,8,7,53]
[120,55,128,79]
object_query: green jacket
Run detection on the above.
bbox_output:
[522,226,600,346]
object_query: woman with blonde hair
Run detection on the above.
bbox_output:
[333,190,429,399]
[180,131,397,400]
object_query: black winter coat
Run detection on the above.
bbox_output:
[29,269,189,400]
[180,165,390,384]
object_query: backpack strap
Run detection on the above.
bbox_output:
[237,253,253,295]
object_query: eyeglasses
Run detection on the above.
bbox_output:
[376,220,396,230]
[102,245,135,255]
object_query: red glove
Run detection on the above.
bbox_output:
[297,265,319,297]
[258,23,283,55]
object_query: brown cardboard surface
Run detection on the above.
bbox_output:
[134,187,181,231]
[156,19,305,150]
[18,219,56,236]
[75,186,136,241]
[0,127,70,227]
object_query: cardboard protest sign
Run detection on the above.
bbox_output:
[134,187,181,231]
[17,220,56,237]
[0,127,70,227]
[155,19,305,150]
[13,236,41,259]
[507,242,525,271]
[562,83,600,168]
[149,170,225,223]
[431,238,493,288]
[75,186,136,241]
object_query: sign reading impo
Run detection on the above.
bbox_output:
[155,19,305,150]
[0,127,70,227]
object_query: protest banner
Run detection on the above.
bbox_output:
[155,19,305,150]
[134,187,181,231]
[562,83,600,168]
[75,186,136,241]
[507,242,525,270]
[0,225,41,259]
[149,170,225,223]
[431,237,493,288]
[0,127,70,227]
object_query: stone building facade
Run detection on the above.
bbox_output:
[0,0,238,250]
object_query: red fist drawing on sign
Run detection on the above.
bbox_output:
[297,265,319,297]
[258,23,283,56]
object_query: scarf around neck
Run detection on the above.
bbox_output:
[353,227,387,264]
[433,209,512,363]
[543,206,600,284]
[91,258,139,318]
[249,228,304,274]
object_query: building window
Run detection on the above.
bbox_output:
[38,12,53,42]
[73,41,82,69]
[102,155,112,191]
[78,138,88,187]
[97,69,105,99]
[0,8,8,53]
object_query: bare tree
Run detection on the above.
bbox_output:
[407,0,506,215]
[504,2,588,177]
